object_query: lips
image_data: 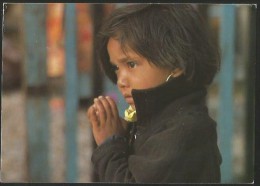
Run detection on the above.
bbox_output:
[123,94,134,104]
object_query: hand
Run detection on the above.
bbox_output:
[87,96,128,146]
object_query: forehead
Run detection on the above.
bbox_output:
[107,38,140,61]
[107,38,122,52]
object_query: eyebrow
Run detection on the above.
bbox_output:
[110,56,133,65]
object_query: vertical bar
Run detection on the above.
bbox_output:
[65,3,78,182]
[91,4,105,182]
[26,96,50,182]
[23,4,49,182]
[244,5,256,183]
[24,4,47,87]
[218,4,236,183]
[92,4,104,98]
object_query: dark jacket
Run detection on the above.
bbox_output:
[91,75,222,183]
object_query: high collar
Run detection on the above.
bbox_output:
[131,75,205,123]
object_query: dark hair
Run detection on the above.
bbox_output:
[97,4,220,87]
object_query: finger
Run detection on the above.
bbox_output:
[87,104,94,119]
[106,96,119,118]
[87,104,98,118]
[94,97,106,126]
[87,105,99,128]
[98,96,113,121]
[92,118,100,135]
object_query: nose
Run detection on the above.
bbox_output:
[117,70,129,89]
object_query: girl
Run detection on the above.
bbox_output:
[87,4,222,183]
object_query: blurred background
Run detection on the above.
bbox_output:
[1,3,256,183]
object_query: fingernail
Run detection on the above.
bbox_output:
[94,98,98,102]
[98,96,103,99]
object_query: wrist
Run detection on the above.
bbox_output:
[99,134,127,146]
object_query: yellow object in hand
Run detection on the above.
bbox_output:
[124,105,137,122]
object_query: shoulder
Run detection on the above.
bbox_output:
[146,88,218,142]
[140,106,217,157]
[157,99,217,142]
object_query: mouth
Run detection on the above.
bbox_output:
[123,94,134,104]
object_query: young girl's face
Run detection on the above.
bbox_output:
[107,38,172,109]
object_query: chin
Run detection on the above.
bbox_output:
[130,104,136,110]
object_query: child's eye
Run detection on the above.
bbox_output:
[111,64,119,71]
[127,61,137,69]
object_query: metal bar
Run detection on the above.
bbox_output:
[92,4,104,98]
[218,4,236,183]
[23,4,47,87]
[244,5,256,183]
[65,3,78,182]
[26,96,50,182]
[23,4,50,182]
[90,4,105,182]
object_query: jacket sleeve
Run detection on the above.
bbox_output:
[91,117,221,183]
[91,135,135,182]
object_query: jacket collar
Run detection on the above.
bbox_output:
[131,75,205,123]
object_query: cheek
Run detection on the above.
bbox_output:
[136,73,167,89]
[131,75,156,89]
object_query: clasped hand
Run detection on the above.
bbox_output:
[87,96,127,146]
